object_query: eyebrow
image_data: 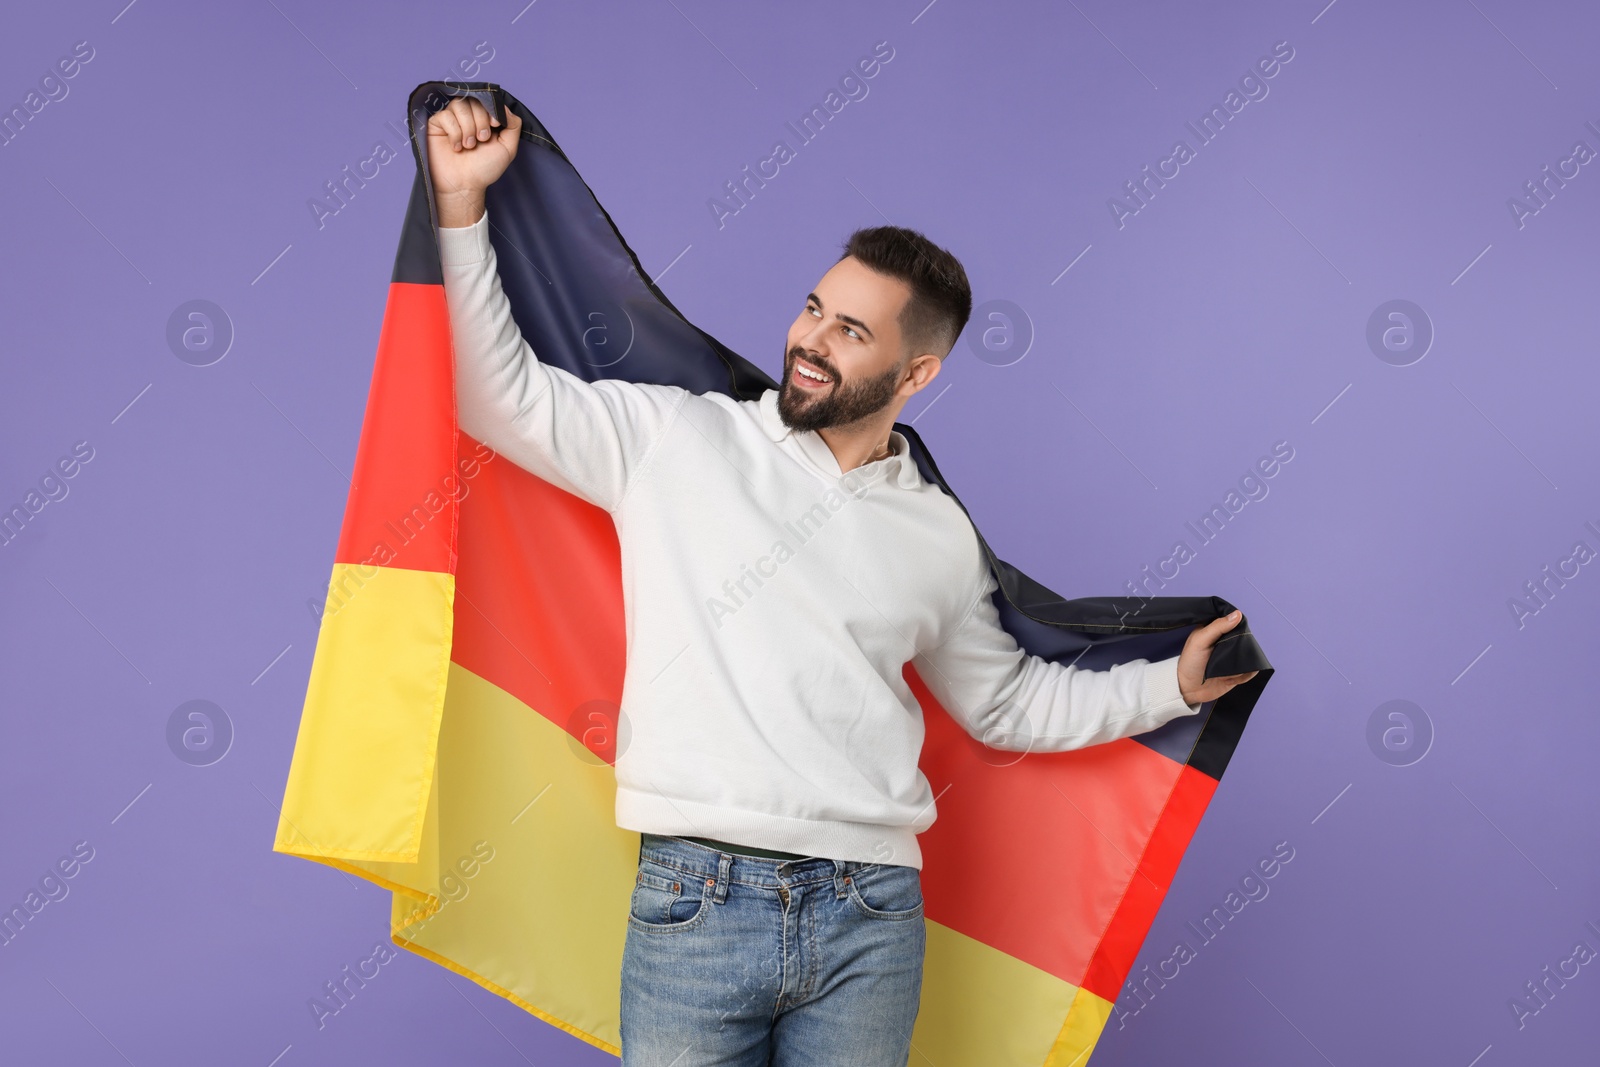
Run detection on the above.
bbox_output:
[806,292,875,342]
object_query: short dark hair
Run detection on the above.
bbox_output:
[838,225,971,360]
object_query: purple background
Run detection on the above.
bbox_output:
[3,0,1597,1063]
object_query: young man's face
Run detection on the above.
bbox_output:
[778,256,914,433]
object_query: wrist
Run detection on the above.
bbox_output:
[436,189,486,228]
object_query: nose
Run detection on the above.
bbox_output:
[797,322,834,361]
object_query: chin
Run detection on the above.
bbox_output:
[776,389,825,431]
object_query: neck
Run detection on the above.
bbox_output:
[817,418,896,474]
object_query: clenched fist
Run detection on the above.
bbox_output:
[1177,610,1259,706]
[427,96,522,228]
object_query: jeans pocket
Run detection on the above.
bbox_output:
[627,861,709,932]
[846,863,924,921]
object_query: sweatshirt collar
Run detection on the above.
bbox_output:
[757,388,921,490]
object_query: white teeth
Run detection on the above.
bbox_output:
[797,365,830,383]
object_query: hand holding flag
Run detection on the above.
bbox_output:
[427,95,521,226]
[1178,609,1259,705]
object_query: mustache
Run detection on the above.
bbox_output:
[788,348,837,378]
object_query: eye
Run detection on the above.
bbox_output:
[805,304,861,341]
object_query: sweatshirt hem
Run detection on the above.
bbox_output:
[615,786,925,870]
[438,212,492,266]
[1143,655,1201,719]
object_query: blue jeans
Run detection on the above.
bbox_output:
[620,832,926,1066]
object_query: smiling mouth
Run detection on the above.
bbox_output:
[792,357,834,389]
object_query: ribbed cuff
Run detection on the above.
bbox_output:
[1143,655,1201,718]
[438,210,491,266]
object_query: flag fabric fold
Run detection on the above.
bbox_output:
[274,80,1275,1064]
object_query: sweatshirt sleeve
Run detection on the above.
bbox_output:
[910,567,1203,753]
[438,209,688,513]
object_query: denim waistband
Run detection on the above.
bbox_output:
[639,832,880,889]
[678,835,807,861]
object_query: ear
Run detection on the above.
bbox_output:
[904,352,943,392]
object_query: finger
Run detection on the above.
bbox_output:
[449,98,480,149]
[432,107,464,152]
[1189,610,1240,651]
[495,105,521,150]
[455,98,488,148]
[465,97,493,143]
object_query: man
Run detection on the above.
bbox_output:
[426,96,1257,1067]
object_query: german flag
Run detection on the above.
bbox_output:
[274,80,1275,1064]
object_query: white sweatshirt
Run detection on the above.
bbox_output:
[438,210,1201,869]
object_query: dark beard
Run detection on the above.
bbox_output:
[776,345,904,433]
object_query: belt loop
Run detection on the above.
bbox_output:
[834,859,851,900]
[712,851,732,904]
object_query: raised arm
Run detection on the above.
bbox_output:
[911,567,1203,753]
[430,96,686,513]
